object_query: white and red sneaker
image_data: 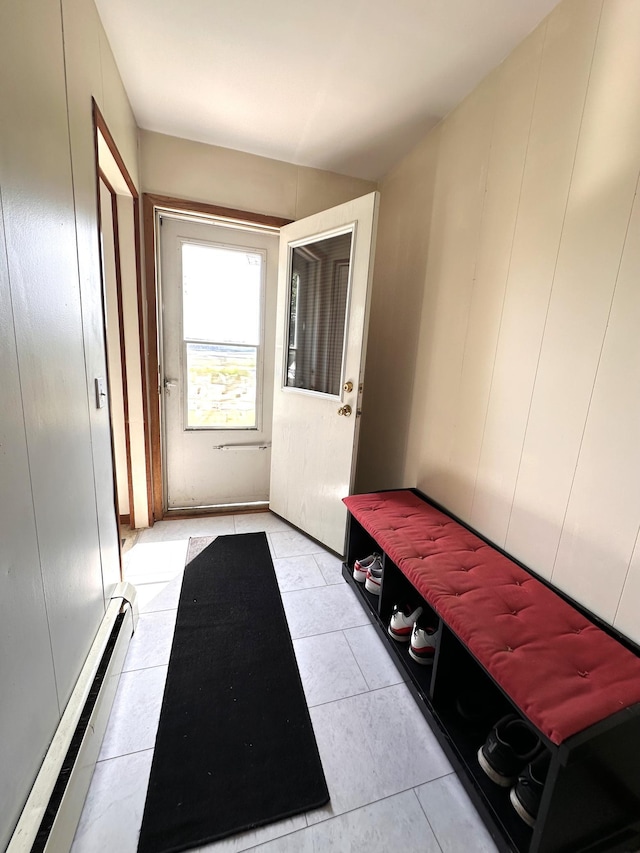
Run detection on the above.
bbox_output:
[409,621,438,664]
[353,553,380,583]
[388,604,423,642]
[364,557,383,595]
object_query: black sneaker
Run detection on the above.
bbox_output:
[477,714,542,787]
[510,750,551,826]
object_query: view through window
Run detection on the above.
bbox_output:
[182,242,263,428]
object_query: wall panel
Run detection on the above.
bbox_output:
[506,0,640,577]
[0,0,105,713]
[414,77,496,515]
[374,0,640,643]
[62,0,122,596]
[551,177,640,623]
[448,26,544,520]
[0,0,139,841]
[356,128,439,493]
[470,0,602,545]
[615,537,640,640]
[0,193,61,852]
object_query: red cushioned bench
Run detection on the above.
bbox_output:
[342,489,640,853]
[344,489,640,745]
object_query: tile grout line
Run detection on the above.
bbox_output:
[287,620,371,642]
[306,680,411,712]
[121,661,170,675]
[95,745,155,766]
[339,627,373,691]
[303,771,459,834]
[411,787,446,853]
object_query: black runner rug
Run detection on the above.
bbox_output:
[137,532,329,853]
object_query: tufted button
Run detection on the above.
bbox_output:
[505,646,514,652]
[578,670,589,678]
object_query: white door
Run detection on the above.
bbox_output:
[159,214,279,510]
[270,192,379,553]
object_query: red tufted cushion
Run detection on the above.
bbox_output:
[344,491,640,744]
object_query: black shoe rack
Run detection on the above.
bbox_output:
[343,510,640,853]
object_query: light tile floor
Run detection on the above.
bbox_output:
[71,513,499,853]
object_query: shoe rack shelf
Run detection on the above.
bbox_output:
[343,511,640,853]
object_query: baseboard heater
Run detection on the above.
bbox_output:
[7,581,138,853]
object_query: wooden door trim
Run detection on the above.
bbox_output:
[143,193,291,521]
[93,100,153,528]
[102,176,136,528]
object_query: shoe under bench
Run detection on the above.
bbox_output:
[342,489,640,853]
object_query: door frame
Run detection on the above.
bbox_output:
[92,101,152,539]
[142,194,291,521]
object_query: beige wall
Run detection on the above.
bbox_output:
[355,127,441,494]
[140,129,376,219]
[370,0,640,644]
[0,0,138,845]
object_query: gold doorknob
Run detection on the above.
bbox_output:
[337,404,352,417]
[343,381,354,393]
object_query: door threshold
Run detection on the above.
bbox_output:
[163,501,270,519]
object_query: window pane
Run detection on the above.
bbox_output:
[286,232,352,395]
[182,242,261,344]
[186,343,257,428]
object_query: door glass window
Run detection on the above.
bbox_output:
[182,242,263,428]
[286,231,352,395]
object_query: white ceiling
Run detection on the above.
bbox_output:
[95,0,561,181]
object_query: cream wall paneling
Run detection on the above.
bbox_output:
[0,186,61,853]
[0,0,111,846]
[61,0,124,602]
[470,0,603,547]
[0,0,140,845]
[371,0,640,644]
[412,76,497,511]
[551,167,640,625]
[0,0,106,716]
[446,25,544,522]
[616,536,640,640]
[505,0,640,582]
[356,129,440,493]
